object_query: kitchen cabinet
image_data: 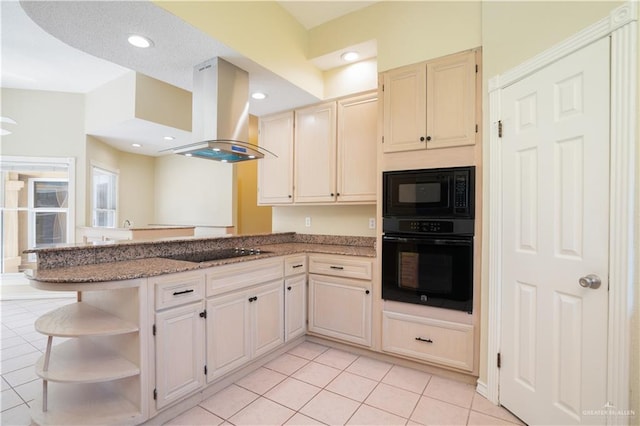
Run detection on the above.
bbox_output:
[258,111,294,204]
[382,311,474,372]
[294,101,337,203]
[383,49,477,153]
[308,254,372,347]
[205,257,284,381]
[30,280,145,426]
[284,255,307,341]
[336,92,378,202]
[151,271,206,410]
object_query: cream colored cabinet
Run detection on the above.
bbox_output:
[205,257,285,381]
[383,50,477,153]
[336,92,378,202]
[30,280,146,426]
[155,301,205,409]
[294,101,337,203]
[151,271,206,410]
[258,111,294,204]
[284,255,307,341]
[382,311,474,372]
[307,254,372,347]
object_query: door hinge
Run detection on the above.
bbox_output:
[382,136,385,144]
[475,124,478,133]
[204,365,208,375]
[153,388,157,400]
[475,64,478,73]
[497,352,501,369]
[498,120,503,138]
[152,324,156,336]
[199,310,207,319]
[382,84,385,92]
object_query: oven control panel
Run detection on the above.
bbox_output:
[383,217,474,236]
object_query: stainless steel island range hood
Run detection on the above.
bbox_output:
[171,57,274,163]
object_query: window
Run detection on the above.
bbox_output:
[92,166,118,228]
[30,179,69,247]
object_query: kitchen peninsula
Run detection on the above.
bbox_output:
[25,233,376,425]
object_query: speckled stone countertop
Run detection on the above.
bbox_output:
[25,234,376,283]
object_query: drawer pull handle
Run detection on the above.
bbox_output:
[173,289,195,296]
[415,337,433,343]
[330,266,344,270]
[292,264,304,269]
[248,296,258,302]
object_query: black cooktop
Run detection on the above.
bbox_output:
[161,248,268,263]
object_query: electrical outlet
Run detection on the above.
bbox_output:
[305,217,311,227]
[368,218,376,229]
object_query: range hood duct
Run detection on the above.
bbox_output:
[170,57,274,163]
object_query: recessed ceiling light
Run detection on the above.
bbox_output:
[251,92,267,100]
[185,153,193,157]
[221,159,228,163]
[341,51,359,62]
[212,148,221,152]
[163,136,175,141]
[132,143,142,148]
[127,34,153,48]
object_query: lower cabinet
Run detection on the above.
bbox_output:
[155,301,206,409]
[284,255,307,341]
[307,254,373,347]
[382,311,474,372]
[151,271,207,410]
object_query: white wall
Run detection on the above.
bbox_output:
[272,205,376,237]
[154,154,236,226]
[1,88,87,226]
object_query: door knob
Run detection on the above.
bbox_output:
[579,274,601,289]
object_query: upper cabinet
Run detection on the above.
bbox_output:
[258,91,378,206]
[294,101,337,203]
[383,50,478,153]
[258,111,295,204]
[336,92,378,203]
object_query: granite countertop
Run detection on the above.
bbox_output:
[26,242,376,283]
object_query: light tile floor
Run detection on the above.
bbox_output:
[1,298,525,426]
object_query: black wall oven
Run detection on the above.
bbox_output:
[382,166,475,313]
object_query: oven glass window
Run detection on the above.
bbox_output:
[398,252,452,293]
[398,182,442,204]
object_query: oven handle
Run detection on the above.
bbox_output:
[383,235,472,246]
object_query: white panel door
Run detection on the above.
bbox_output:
[285,274,307,341]
[251,280,284,358]
[258,111,294,204]
[500,38,610,425]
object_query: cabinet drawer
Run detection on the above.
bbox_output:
[154,271,205,311]
[206,257,283,297]
[308,255,372,280]
[382,311,473,372]
[284,255,306,276]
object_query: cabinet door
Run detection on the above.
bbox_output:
[294,102,337,203]
[337,92,378,203]
[426,50,476,149]
[206,292,251,381]
[251,281,285,358]
[258,111,294,204]
[308,274,372,347]
[382,64,426,153]
[285,274,306,341]
[155,301,205,409]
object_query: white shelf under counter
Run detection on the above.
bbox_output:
[35,303,139,337]
[30,381,143,426]
[35,339,140,383]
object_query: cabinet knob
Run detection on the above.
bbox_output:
[426,136,432,141]
[288,195,292,198]
[287,286,292,291]
[330,193,335,197]
[365,290,370,295]
[420,136,425,142]
[336,193,340,197]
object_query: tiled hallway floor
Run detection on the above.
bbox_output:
[1,298,524,426]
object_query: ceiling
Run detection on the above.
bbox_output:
[1,0,376,156]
